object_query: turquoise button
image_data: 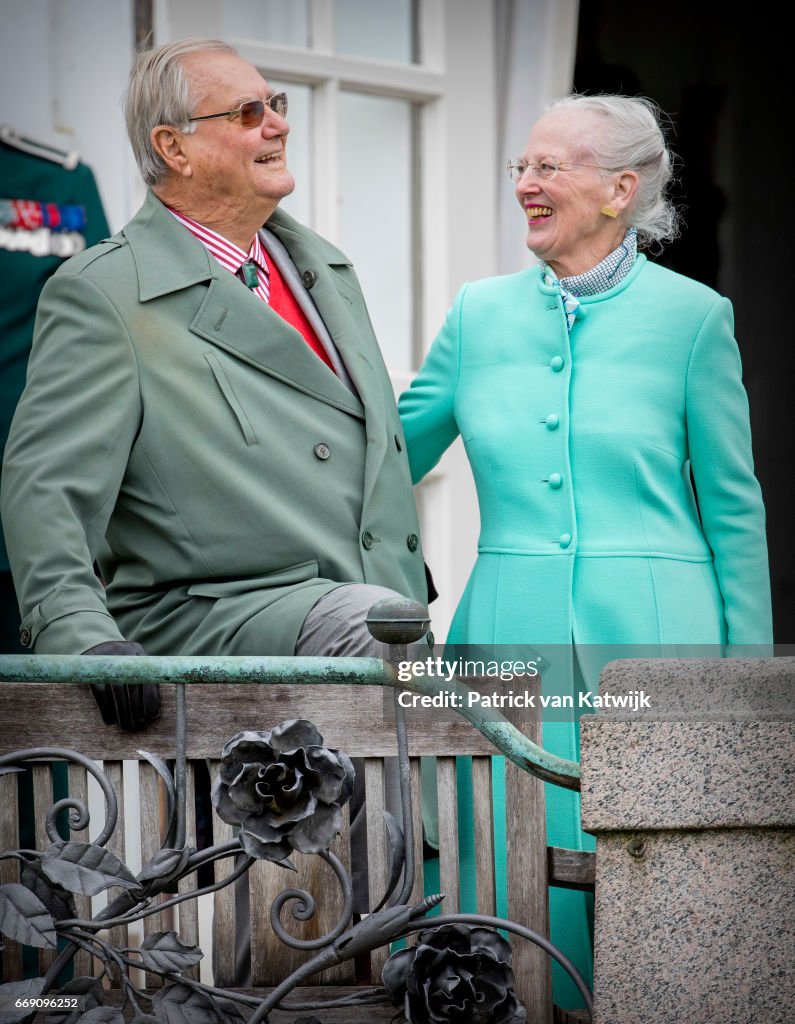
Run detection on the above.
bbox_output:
[548,473,563,489]
[545,414,560,430]
[550,355,564,372]
[559,532,572,548]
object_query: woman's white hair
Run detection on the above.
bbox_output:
[549,94,680,248]
[125,38,237,187]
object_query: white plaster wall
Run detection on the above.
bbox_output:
[0,0,140,232]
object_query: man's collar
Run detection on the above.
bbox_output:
[123,191,221,301]
[123,191,352,301]
[165,205,269,275]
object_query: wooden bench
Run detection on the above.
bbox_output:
[0,675,591,1022]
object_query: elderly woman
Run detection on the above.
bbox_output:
[399,94,772,1009]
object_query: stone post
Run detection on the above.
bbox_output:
[580,658,794,1024]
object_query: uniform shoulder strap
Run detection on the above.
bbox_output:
[0,124,80,170]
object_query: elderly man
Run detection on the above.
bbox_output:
[1,39,431,729]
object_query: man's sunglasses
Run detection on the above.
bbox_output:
[187,93,288,128]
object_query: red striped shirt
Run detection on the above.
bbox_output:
[167,207,335,373]
[168,207,270,302]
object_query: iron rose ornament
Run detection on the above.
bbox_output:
[211,720,356,863]
[382,923,528,1024]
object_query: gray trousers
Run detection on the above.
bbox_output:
[295,582,427,658]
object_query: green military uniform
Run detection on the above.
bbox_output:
[0,142,109,652]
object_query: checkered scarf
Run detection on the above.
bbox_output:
[542,228,638,330]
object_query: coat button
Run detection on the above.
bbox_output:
[302,269,316,288]
[395,433,403,452]
[19,627,32,647]
[314,442,331,460]
[362,530,374,550]
[548,473,563,489]
[550,355,565,372]
[545,414,560,430]
[559,532,572,548]
[407,533,419,552]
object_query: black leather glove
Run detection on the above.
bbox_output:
[424,561,439,604]
[82,640,161,731]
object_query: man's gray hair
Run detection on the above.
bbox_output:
[125,38,237,187]
[549,94,680,248]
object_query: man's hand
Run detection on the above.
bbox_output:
[82,640,161,730]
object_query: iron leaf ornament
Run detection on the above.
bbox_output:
[0,883,57,948]
[152,982,247,1024]
[40,841,140,897]
[0,979,46,1024]
[137,932,204,974]
[76,1010,125,1024]
[19,859,77,923]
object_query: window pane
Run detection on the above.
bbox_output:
[222,0,310,47]
[338,92,414,371]
[334,0,415,64]
[266,79,312,226]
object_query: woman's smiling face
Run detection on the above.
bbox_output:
[515,107,629,277]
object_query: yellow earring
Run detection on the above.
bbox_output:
[601,205,618,218]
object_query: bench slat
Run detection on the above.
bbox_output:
[32,764,57,978]
[507,753,552,1020]
[436,757,460,916]
[472,756,496,916]
[67,762,93,977]
[0,771,23,981]
[210,761,238,988]
[177,761,200,981]
[139,761,167,987]
[103,760,129,967]
[364,757,389,982]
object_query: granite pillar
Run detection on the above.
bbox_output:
[580,657,794,1024]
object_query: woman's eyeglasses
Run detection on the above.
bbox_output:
[508,151,661,182]
[187,93,288,128]
[506,158,611,182]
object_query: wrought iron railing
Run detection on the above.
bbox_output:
[0,598,591,1023]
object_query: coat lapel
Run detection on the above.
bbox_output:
[265,213,384,399]
[189,273,364,417]
[123,192,363,418]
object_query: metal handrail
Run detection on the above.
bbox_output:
[0,652,581,790]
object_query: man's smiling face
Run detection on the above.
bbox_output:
[178,50,294,225]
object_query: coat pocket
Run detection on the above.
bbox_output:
[204,352,258,445]
[186,560,320,599]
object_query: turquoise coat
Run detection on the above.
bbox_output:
[399,254,772,1007]
[400,254,771,650]
[1,191,427,655]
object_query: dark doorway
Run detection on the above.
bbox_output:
[574,1,794,642]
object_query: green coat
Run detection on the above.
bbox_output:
[1,191,426,655]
